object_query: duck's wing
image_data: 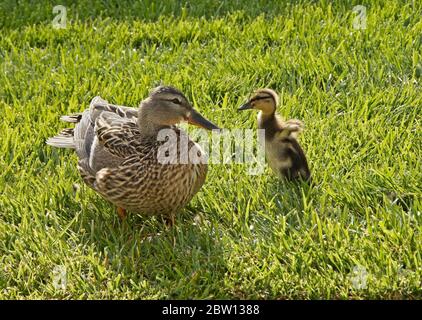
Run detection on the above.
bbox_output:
[93,154,153,206]
[89,98,138,120]
[72,96,138,159]
[94,112,145,159]
[47,96,140,179]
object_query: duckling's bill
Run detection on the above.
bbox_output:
[238,102,253,111]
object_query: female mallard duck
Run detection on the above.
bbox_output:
[47,86,220,221]
[238,88,311,182]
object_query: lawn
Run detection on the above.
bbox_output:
[0,0,421,299]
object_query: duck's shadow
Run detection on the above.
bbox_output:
[69,201,227,297]
[62,175,316,296]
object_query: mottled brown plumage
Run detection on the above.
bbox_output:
[47,86,220,220]
[238,88,311,182]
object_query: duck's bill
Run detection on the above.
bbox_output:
[238,102,252,111]
[188,110,220,130]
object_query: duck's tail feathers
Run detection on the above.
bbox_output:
[60,114,82,123]
[46,128,75,149]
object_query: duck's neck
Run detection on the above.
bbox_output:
[258,110,283,141]
[257,110,276,129]
[137,104,169,138]
[138,121,168,138]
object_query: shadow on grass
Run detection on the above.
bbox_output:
[2,0,307,29]
[67,199,229,298]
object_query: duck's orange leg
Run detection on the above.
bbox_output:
[117,207,127,220]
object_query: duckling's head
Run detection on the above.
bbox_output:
[238,88,279,115]
[140,85,220,130]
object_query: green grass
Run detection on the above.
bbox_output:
[0,0,421,299]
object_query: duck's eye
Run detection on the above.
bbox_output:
[172,98,181,105]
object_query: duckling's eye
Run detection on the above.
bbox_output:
[171,98,181,105]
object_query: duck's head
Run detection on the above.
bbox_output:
[238,88,279,115]
[140,85,220,130]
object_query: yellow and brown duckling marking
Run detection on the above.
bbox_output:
[238,88,311,182]
[47,86,220,221]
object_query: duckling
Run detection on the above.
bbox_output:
[47,86,220,222]
[238,88,311,182]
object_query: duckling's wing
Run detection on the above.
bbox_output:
[283,138,311,181]
[277,119,304,140]
[94,112,143,159]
